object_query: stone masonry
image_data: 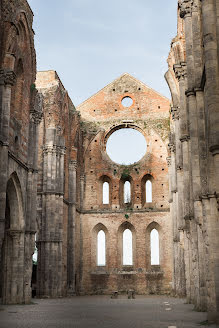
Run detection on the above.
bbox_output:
[165,0,219,323]
[0,0,218,324]
[35,72,173,297]
[0,0,42,304]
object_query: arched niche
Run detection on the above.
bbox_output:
[92,223,109,269]
[5,172,24,230]
[118,222,136,268]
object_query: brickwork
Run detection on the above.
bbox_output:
[77,74,173,295]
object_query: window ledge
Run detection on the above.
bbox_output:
[90,271,109,275]
[117,270,137,275]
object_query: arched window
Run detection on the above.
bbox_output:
[150,229,159,265]
[97,230,106,266]
[124,181,131,203]
[102,182,109,204]
[123,229,133,265]
[146,180,152,203]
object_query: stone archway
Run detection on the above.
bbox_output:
[0,173,25,304]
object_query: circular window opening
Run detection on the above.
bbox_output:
[121,96,133,108]
[106,128,147,165]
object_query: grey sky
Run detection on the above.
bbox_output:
[28,0,177,106]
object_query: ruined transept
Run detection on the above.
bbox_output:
[0,0,218,324]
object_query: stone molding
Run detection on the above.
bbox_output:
[185,89,196,97]
[0,69,16,86]
[209,145,219,156]
[180,134,190,142]
[173,62,187,81]
[38,191,64,196]
[43,145,65,155]
[37,240,62,243]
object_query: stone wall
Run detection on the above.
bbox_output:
[165,0,219,323]
[0,0,42,304]
[35,71,84,297]
[34,72,173,297]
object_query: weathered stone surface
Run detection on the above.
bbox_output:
[165,1,219,323]
[0,0,41,305]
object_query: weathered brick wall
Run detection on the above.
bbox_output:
[77,74,173,294]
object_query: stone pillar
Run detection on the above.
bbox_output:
[0,64,16,249]
[201,0,219,321]
[79,175,85,294]
[37,128,65,298]
[80,175,85,210]
[67,160,77,295]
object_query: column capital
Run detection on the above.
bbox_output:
[30,110,43,125]
[80,175,85,183]
[0,69,16,86]
[168,142,176,153]
[171,107,180,120]
[166,156,171,167]
[173,62,187,81]
[69,160,77,170]
[178,0,193,18]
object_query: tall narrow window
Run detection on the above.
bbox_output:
[32,234,38,264]
[103,182,109,204]
[146,180,152,202]
[124,181,131,203]
[150,229,159,265]
[123,229,133,265]
[97,230,106,266]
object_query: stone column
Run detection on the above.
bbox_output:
[80,175,85,210]
[37,128,65,298]
[67,160,77,295]
[202,0,219,321]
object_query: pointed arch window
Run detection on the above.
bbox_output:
[102,182,109,204]
[97,230,106,266]
[146,180,152,203]
[124,181,131,204]
[123,229,133,265]
[150,229,159,265]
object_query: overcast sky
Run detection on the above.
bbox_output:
[28,0,177,107]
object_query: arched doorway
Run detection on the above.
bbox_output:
[0,173,25,304]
